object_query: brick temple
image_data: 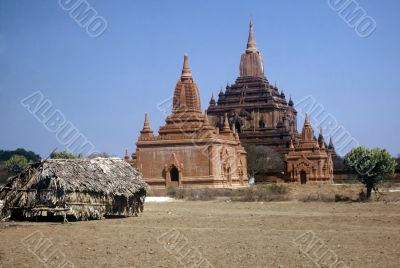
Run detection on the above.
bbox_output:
[207,20,300,152]
[206,21,335,183]
[285,115,334,184]
[126,21,335,186]
[127,55,248,189]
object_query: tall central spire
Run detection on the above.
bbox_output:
[246,19,257,53]
[172,54,201,114]
[181,53,193,80]
[239,20,265,78]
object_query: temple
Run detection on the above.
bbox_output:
[285,115,334,184]
[206,20,335,183]
[126,21,335,185]
[207,20,300,152]
[128,55,248,189]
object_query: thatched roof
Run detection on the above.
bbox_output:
[41,158,147,195]
[2,158,148,195]
[0,158,148,220]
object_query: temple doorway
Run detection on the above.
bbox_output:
[170,166,179,187]
[300,171,307,184]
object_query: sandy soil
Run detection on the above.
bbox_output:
[0,201,400,268]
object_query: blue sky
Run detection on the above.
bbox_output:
[0,0,399,158]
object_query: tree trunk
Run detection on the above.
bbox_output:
[366,182,373,200]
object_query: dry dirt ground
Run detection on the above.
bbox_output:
[0,201,400,268]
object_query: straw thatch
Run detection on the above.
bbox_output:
[0,158,148,221]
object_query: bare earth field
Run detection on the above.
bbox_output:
[0,201,400,268]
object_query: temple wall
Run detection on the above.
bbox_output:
[137,145,210,179]
[135,141,247,188]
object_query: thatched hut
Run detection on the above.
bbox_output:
[0,158,148,221]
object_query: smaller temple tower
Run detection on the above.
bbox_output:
[285,115,334,184]
[128,55,248,189]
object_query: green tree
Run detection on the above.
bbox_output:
[5,155,29,174]
[344,147,397,199]
[0,148,41,162]
[50,151,80,159]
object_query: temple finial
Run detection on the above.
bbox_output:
[301,114,313,141]
[288,96,294,106]
[304,113,311,125]
[139,113,154,139]
[222,113,231,132]
[209,93,216,106]
[143,113,150,130]
[181,53,192,80]
[124,149,129,160]
[246,19,257,53]
[329,137,335,150]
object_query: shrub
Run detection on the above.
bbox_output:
[50,151,80,159]
[5,155,28,174]
[269,183,287,194]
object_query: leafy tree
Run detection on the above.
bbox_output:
[0,148,41,162]
[5,155,29,174]
[50,151,80,159]
[245,145,284,178]
[344,147,397,199]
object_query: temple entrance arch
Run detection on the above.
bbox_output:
[167,165,180,187]
[164,153,183,187]
[300,170,307,184]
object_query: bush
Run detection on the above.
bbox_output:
[50,151,80,159]
[269,183,287,194]
[5,155,28,174]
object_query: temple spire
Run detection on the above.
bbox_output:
[318,127,326,148]
[288,96,294,107]
[143,113,151,131]
[246,19,257,53]
[222,113,231,132]
[209,93,216,106]
[304,113,311,126]
[171,54,201,114]
[240,20,265,78]
[181,53,193,80]
[139,113,154,139]
[328,137,335,150]
[301,114,314,141]
[124,149,129,160]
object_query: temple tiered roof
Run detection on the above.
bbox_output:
[207,21,299,152]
